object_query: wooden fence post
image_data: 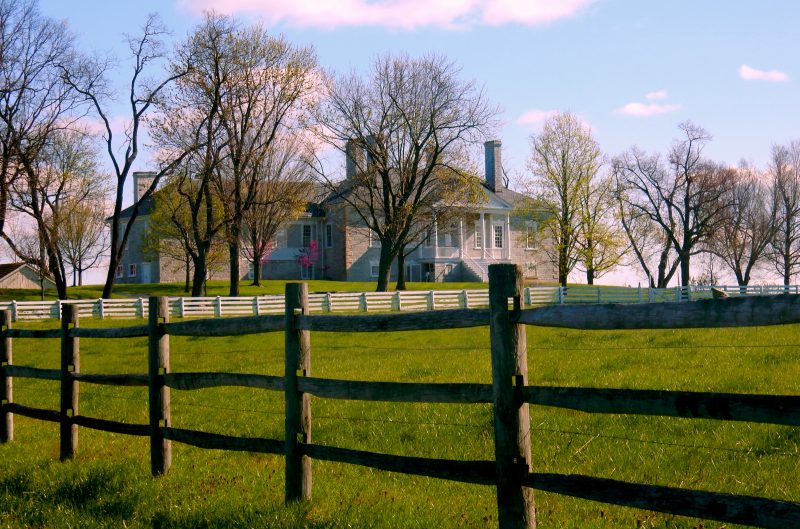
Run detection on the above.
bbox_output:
[285,282,312,502]
[148,296,171,476]
[1,310,12,443]
[60,304,79,461]
[488,264,535,529]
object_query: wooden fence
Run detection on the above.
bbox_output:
[4,283,800,322]
[2,265,800,528]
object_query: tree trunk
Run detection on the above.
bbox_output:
[183,256,191,293]
[253,258,262,287]
[680,252,690,287]
[395,250,407,291]
[191,250,207,297]
[558,244,569,287]
[228,240,240,297]
[586,268,595,285]
[376,245,394,292]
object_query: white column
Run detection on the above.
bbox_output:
[433,216,439,258]
[459,217,464,259]
[480,212,486,259]
[506,213,511,260]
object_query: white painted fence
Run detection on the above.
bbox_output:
[2,284,798,321]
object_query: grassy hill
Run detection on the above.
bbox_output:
[0,279,489,301]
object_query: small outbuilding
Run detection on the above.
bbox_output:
[0,263,56,290]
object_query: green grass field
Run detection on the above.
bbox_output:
[0,316,798,528]
[0,279,490,301]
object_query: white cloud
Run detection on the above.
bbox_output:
[739,64,789,82]
[179,0,595,30]
[516,109,559,126]
[645,90,668,100]
[616,102,681,117]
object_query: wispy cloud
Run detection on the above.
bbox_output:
[739,64,789,82]
[645,90,668,100]
[616,102,681,117]
[516,109,559,126]
[179,0,595,30]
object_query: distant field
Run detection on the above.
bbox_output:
[0,279,490,301]
[0,317,797,528]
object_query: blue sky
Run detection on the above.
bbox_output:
[37,0,799,284]
[38,0,798,185]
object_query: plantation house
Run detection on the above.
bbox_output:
[115,141,555,284]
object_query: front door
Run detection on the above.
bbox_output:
[140,263,151,283]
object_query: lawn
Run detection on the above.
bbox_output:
[0,315,797,528]
[0,279,489,301]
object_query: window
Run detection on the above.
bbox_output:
[445,263,454,274]
[424,228,433,247]
[526,261,538,277]
[325,224,333,248]
[493,225,504,249]
[247,262,254,280]
[525,221,539,250]
[115,265,123,279]
[302,225,313,247]
[275,229,287,248]
[368,229,380,248]
[129,263,137,277]
[370,261,379,277]
[474,222,483,249]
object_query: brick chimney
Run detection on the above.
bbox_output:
[345,140,363,178]
[133,171,156,203]
[484,140,502,193]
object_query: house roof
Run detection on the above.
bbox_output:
[0,263,24,281]
[0,262,56,286]
[117,195,155,221]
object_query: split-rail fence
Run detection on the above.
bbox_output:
[1,264,800,528]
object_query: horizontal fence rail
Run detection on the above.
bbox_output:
[1,269,799,528]
[3,283,799,322]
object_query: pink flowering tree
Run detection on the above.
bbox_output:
[296,240,320,276]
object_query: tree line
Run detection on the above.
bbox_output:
[2,1,795,299]
[0,0,501,298]
[527,112,800,288]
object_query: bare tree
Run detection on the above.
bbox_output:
[612,122,732,287]
[61,14,191,298]
[202,14,317,296]
[613,150,681,288]
[241,136,312,286]
[709,163,775,287]
[4,129,104,298]
[576,176,627,284]
[0,0,87,280]
[768,141,800,286]
[58,199,107,286]
[525,112,600,287]
[316,53,496,291]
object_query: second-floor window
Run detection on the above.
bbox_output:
[275,229,287,248]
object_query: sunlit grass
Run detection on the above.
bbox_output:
[0,317,798,527]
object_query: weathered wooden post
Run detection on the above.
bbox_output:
[285,282,312,501]
[60,304,79,460]
[0,310,12,442]
[148,296,171,475]
[488,264,535,528]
